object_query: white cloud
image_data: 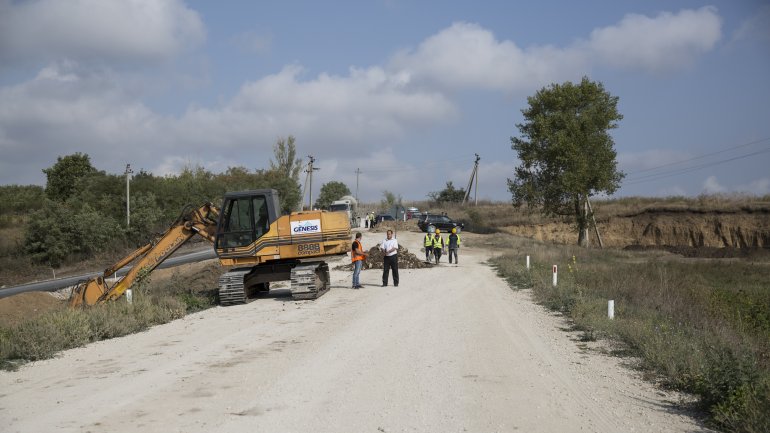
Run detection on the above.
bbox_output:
[0,62,457,188]
[0,61,164,181]
[0,0,205,67]
[389,8,721,93]
[389,22,586,93]
[585,6,721,73]
[174,65,457,152]
[702,175,727,194]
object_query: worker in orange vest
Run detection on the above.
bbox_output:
[351,232,368,289]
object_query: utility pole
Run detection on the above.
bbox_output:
[474,154,479,206]
[299,161,310,212]
[355,168,361,202]
[305,155,320,210]
[462,154,480,206]
[124,163,133,227]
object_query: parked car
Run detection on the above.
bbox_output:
[375,214,395,223]
[417,214,464,232]
[405,207,419,219]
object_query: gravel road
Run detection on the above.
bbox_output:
[0,231,710,433]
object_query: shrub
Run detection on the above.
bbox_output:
[23,200,124,266]
[0,293,190,370]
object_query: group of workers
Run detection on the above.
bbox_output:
[364,212,377,228]
[350,225,461,289]
[423,227,461,265]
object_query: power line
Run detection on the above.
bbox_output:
[625,136,770,177]
[358,154,474,174]
[624,147,770,186]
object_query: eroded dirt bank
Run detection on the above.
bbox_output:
[502,208,770,248]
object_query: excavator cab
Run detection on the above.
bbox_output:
[215,189,281,250]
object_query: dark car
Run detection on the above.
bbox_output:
[375,214,395,223]
[417,214,464,232]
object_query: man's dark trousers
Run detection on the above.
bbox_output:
[382,254,399,286]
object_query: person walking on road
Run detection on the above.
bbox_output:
[432,229,445,264]
[423,231,434,262]
[351,232,368,289]
[381,229,399,286]
[448,228,461,265]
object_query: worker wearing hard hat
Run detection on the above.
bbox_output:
[423,230,434,262]
[447,227,461,265]
[431,229,445,264]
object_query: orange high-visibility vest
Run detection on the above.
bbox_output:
[352,240,365,262]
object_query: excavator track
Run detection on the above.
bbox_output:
[217,269,251,306]
[290,262,330,300]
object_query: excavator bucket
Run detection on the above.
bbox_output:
[69,277,110,307]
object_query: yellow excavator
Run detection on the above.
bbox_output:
[69,189,351,307]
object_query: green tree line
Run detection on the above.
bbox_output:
[0,137,304,267]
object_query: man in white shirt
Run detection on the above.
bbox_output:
[380,229,399,287]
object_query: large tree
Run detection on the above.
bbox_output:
[42,153,98,201]
[315,181,351,209]
[508,77,624,246]
[268,136,303,213]
[270,135,303,182]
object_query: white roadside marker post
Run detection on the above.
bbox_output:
[126,289,133,304]
[552,265,558,287]
[608,300,615,319]
[526,255,530,270]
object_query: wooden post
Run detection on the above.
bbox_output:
[586,197,604,249]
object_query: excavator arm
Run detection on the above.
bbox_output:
[69,203,220,307]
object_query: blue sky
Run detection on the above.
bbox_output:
[1,0,768,202]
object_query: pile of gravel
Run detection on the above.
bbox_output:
[335,244,433,271]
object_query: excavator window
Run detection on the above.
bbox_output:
[217,193,270,248]
[253,196,269,238]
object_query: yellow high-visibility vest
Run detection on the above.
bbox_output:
[424,234,432,247]
[432,234,444,249]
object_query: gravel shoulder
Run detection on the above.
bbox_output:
[0,231,710,433]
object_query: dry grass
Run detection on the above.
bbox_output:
[0,293,187,369]
[0,265,220,370]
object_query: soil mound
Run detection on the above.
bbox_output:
[366,220,422,233]
[0,292,63,328]
[335,245,433,271]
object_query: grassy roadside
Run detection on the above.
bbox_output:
[489,235,770,432]
[0,268,219,371]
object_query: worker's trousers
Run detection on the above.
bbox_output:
[352,260,363,287]
[448,248,458,264]
[382,255,399,286]
[433,248,442,264]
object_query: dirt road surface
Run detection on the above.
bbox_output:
[0,231,709,433]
